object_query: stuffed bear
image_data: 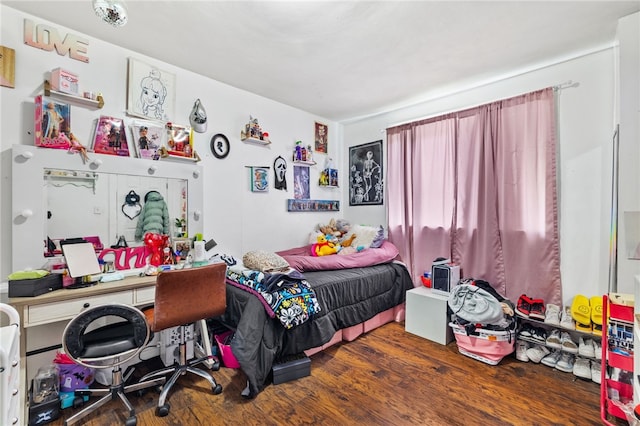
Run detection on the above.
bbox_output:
[311,234,338,256]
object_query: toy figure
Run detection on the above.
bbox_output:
[311,234,338,256]
[44,101,64,139]
[68,132,90,163]
[138,126,149,150]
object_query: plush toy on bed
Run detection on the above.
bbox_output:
[311,234,338,256]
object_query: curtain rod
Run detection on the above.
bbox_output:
[385,81,580,130]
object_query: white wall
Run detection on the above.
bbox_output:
[342,45,634,304]
[0,6,342,281]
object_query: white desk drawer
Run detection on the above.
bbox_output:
[26,291,134,326]
[134,286,155,305]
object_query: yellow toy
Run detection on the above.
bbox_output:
[311,234,338,256]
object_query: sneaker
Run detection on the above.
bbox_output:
[591,360,602,384]
[541,350,562,368]
[529,300,546,321]
[516,295,534,318]
[561,332,578,354]
[544,303,561,326]
[546,329,562,349]
[516,341,530,362]
[578,338,595,358]
[518,323,534,339]
[560,306,575,330]
[593,340,602,360]
[530,326,547,343]
[555,352,575,373]
[526,345,550,363]
[573,357,591,379]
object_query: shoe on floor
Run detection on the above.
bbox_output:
[555,352,575,373]
[544,303,561,326]
[571,294,591,326]
[529,299,546,321]
[560,306,575,330]
[561,332,578,354]
[541,350,562,368]
[546,329,562,349]
[526,345,550,364]
[590,296,603,326]
[591,360,602,384]
[516,341,530,362]
[573,357,591,379]
[516,295,534,318]
[578,338,595,358]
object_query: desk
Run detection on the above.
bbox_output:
[8,274,213,425]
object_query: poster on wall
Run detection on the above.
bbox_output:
[315,122,328,154]
[126,57,175,122]
[293,165,310,199]
[349,140,383,206]
[249,166,269,192]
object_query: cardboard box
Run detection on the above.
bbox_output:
[9,273,62,298]
[34,95,71,149]
[272,354,310,384]
[50,68,78,95]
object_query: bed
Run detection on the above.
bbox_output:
[220,240,415,398]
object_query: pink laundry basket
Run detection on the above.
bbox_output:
[449,322,515,365]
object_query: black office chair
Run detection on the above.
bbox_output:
[138,263,226,417]
[61,304,166,426]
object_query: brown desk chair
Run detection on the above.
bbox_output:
[138,263,227,417]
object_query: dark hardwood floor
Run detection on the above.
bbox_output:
[47,321,606,426]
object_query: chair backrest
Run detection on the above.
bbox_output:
[62,303,150,368]
[152,262,227,331]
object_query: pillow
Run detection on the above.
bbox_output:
[242,251,290,272]
[349,224,384,249]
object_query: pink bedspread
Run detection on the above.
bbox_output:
[277,240,400,272]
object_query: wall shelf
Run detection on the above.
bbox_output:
[241,136,271,146]
[293,160,316,166]
[44,80,104,109]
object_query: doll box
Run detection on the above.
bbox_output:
[449,322,515,365]
[50,68,79,95]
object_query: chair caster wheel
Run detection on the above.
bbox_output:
[212,384,223,394]
[72,396,84,408]
[156,404,170,417]
[125,416,137,426]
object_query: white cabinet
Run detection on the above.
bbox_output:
[405,287,453,345]
[0,304,21,426]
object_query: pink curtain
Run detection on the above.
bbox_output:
[386,88,561,305]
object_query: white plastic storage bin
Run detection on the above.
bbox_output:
[449,322,515,365]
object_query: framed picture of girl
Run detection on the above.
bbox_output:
[126,57,175,122]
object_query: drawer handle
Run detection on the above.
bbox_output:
[83,303,90,308]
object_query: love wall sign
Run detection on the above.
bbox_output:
[23,19,89,63]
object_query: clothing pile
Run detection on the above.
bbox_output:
[447,279,517,365]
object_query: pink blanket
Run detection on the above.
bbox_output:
[277,240,400,272]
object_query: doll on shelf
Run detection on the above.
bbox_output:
[68,133,90,164]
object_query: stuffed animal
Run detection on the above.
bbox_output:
[340,233,357,248]
[311,234,338,256]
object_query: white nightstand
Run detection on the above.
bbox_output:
[405,287,454,345]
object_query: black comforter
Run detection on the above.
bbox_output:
[220,261,414,397]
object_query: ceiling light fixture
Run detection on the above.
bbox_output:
[92,0,128,27]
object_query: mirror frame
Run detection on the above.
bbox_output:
[11,144,203,272]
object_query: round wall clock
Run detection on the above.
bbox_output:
[210,133,230,159]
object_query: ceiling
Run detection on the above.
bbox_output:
[3,1,639,122]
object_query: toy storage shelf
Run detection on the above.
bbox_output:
[44,80,104,109]
[241,136,271,146]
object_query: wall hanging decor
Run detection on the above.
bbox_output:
[126,57,175,121]
[121,190,141,220]
[0,46,15,88]
[287,199,340,212]
[241,116,271,144]
[248,166,270,192]
[273,156,288,190]
[349,140,383,206]
[315,122,328,154]
[210,133,230,159]
[293,165,310,199]
[92,115,130,157]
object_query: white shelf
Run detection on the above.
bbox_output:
[293,160,316,166]
[44,80,104,109]
[241,136,271,146]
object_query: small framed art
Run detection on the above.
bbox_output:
[93,116,131,157]
[315,122,328,154]
[349,140,383,206]
[248,166,269,192]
